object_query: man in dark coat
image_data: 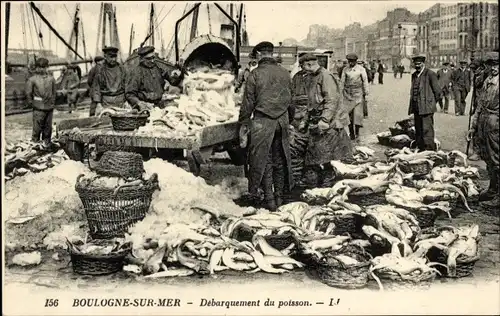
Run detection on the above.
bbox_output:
[468,57,487,161]
[26,58,56,147]
[398,64,405,78]
[409,54,441,151]
[125,46,168,109]
[468,52,499,207]
[92,46,127,112]
[301,53,353,187]
[451,60,471,116]
[87,56,104,116]
[377,60,385,84]
[62,64,80,113]
[437,62,452,113]
[238,41,294,211]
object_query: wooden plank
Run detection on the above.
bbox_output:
[57,117,111,131]
[199,122,239,147]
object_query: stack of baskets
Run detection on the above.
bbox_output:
[71,150,159,275]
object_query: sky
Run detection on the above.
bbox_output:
[6,1,457,61]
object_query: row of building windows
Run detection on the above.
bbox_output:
[440,18,457,28]
[441,31,457,40]
[441,5,457,16]
[440,43,457,50]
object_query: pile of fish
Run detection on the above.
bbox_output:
[376,118,416,148]
[4,140,70,182]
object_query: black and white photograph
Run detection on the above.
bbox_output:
[2,1,499,315]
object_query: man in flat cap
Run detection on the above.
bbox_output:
[126,46,177,109]
[409,54,441,151]
[300,52,353,187]
[469,51,499,207]
[289,52,311,185]
[437,61,452,113]
[451,60,471,116]
[238,41,294,211]
[92,46,127,113]
[61,63,80,113]
[340,53,369,141]
[26,57,56,147]
[87,56,105,116]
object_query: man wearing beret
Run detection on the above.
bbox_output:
[289,52,311,185]
[25,58,56,147]
[87,56,105,116]
[409,54,441,151]
[92,46,127,112]
[450,60,471,116]
[61,64,80,113]
[125,46,178,109]
[340,53,369,141]
[437,62,452,113]
[468,52,499,207]
[238,41,294,211]
[300,53,353,187]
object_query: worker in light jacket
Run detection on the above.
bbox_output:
[92,46,127,113]
[238,41,294,211]
[26,57,56,147]
[408,54,441,151]
[340,53,369,141]
[87,56,104,116]
[437,62,452,113]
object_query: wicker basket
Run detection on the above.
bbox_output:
[348,191,387,207]
[265,233,300,251]
[331,213,358,235]
[389,138,411,150]
[64,139,85,162]
[67,239,132,275]
[377,134,392,147]
[399,160,433,177]
[306,245,372,289]
[370,269,437,291]
[427,247,480,278]
[92,151,145,179]
[75,174,159,239]
[389,127,406,137]
[412,208,438,229]
[110,113,149,131]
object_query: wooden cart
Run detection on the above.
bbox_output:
[57,117,246,176]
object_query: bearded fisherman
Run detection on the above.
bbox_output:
[301,53,353,188]
[238,41,294,211]
[468,52,499,207]
[340,53,369,141]
[92,47,126,112]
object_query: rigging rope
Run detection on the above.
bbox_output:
[207,4,212,35]
[166,3,188,62]
[30,4,44,51]
[25,4,37,52]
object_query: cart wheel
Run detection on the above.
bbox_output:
[186,150,201,176]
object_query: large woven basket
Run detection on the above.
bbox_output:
[399,159,433,177]
[331,213,358,235]
[427,247,480,278]
[370,269,437,291]
[75,174,159,239]
[67,239,132,275]
[92,151,145,179]
[377,134,392,147]
[110,113,149,131]
[306,245,372,289]
[412,208,438,229]
[395,118,414,130]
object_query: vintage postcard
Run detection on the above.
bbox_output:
[2,1,499,315]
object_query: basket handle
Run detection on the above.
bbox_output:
[75,174,85,189]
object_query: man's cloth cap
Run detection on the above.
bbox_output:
[412,54,426,62]
[301,53,317,62]
[346,53,358,61]
[94,56,104,62]
[35,58,49,68]
[138,46,155,57]
[103,46,119,55]
[253,41,274,53]
[485,52,499,65]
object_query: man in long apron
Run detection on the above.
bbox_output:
[238,41,294,211]
[301,53,353,187]
[468,52,499,207]
[340,53,369,141]
[92,47,126,111]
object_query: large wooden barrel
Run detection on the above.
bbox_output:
[181,35,238,73]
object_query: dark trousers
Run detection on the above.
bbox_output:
[453,88,468,115]
[414,113,435,151]
[399,71,404,78]
[89,101,97,117]
[378,72,384,84]
[261,126,286,203]
[32,109,54,143]
[438,87,450,112]
[393,72,397,78]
